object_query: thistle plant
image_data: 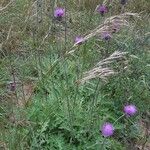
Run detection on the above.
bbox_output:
[100,104,138,149]
[0,0,149,149]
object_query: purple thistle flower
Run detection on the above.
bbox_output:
[124,104,137,116]
[74,36,84,45]
[97,5,108,16]
[101,32,112,40]
[120,0,127,5]
[54,7,65,21]
[101,122,114,137]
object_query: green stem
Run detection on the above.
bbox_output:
[113,114,125,125]
[63,0,72,128]
[101,138,107,150]
[88,79,101,133]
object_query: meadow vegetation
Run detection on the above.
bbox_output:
[0,0,150,149]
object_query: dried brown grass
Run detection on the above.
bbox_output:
[77,51,127,84]
[83,12,140,41]
[71,12,140,49]
[74,0,150,13]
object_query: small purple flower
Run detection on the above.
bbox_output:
[74,36,84,45]
[101,122,114,137]
[124,104,137,116]
[54,7,65,21]
[101,32,112,40]
[120,0,127,5]
[97,5,108,16]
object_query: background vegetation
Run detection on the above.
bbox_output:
[0,0,150,149]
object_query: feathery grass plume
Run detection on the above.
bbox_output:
[97,51,127,66]
[101,32,112,40]
[74,36,84,45]
[0,0,14,11]
[72,13,140,47]
[77,51,127,84]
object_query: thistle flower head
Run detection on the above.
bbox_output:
[124,104,137,116]
[101,122,114,137]
[74,36,84,45]
[54,7,65,20]
[97,5,108,16]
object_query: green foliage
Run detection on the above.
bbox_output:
[0,0,149,149]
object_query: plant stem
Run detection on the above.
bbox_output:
[63,0,73,128]
[88,78,101,132]
[113,114,125,125]
[101,138,107,150]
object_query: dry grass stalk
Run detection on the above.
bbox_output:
[77,51,127,84]
[72,12,140,47]
[97,51,127,66]
[0,141,7,150]
[77,67,115,84]
[0,0,14,12]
